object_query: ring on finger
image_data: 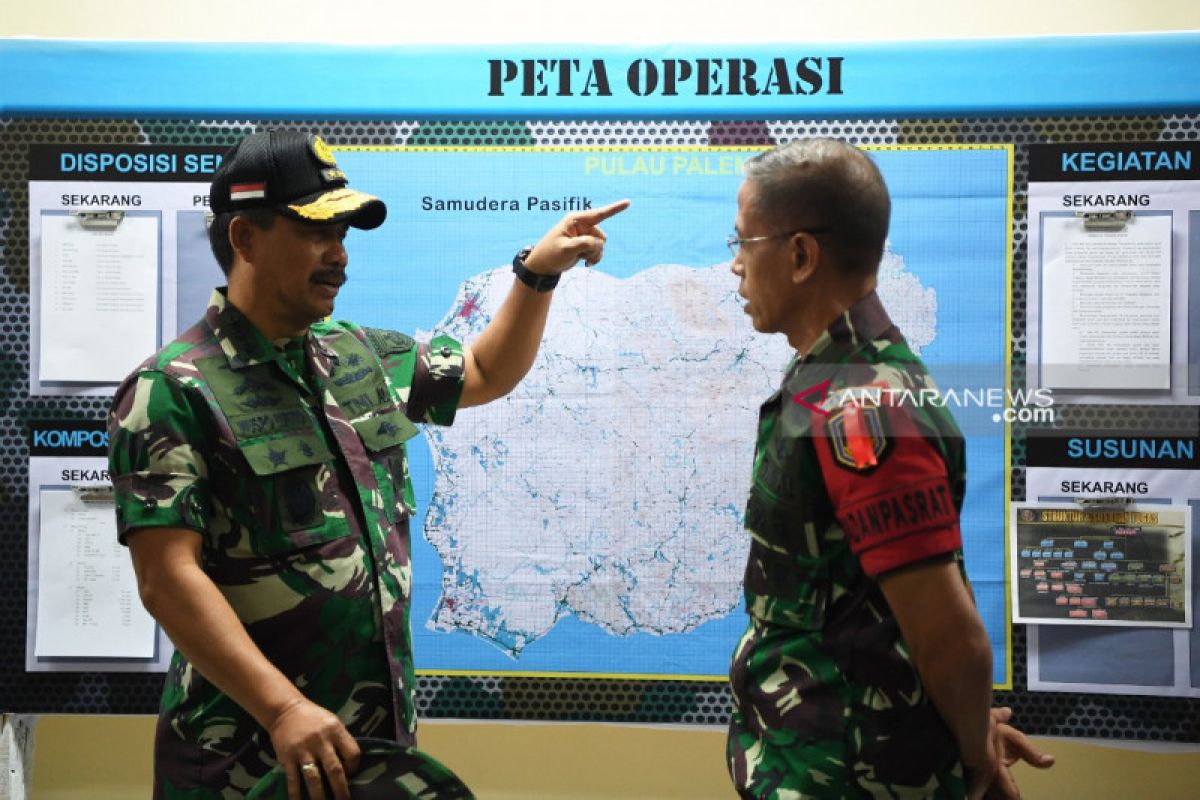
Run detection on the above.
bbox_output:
[300,761,320,776]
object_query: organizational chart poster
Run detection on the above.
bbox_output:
[1023,432,1200,696]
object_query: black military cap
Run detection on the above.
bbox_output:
[248,738,475,799]
[209,129,386,230]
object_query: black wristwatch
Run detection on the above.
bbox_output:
[512,247,560,292]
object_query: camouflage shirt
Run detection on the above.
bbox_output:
[108,289,465,799]
[727,291,971,799]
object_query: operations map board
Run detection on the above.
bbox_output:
[19,141,1012,686]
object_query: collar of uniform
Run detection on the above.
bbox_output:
[307,322,341,363]
[205,288,286,370]
[805,289,894,365]
[779,290,896,407]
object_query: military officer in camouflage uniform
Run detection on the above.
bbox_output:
[108,129,627,800]
[725,138,1052,799]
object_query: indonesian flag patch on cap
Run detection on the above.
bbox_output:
[209,130,387,228]
[229,182,266,202]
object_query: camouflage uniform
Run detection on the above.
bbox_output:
[108,289,465,798]
[728,291,971,799]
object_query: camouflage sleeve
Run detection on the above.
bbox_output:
[107,370,212,544]
[813,401,962,577]
[411,335,465,425]
[365,327,465,427]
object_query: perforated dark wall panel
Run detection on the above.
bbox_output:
[2,115,1197,741]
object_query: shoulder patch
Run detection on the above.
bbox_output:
[364,327,416,357]
[826,403,890,471]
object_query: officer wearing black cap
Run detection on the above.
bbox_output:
[108,128,628,800]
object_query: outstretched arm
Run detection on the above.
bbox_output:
[460,199,630,408]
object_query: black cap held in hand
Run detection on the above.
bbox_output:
[209,130,386,230]
[246,737,475,800]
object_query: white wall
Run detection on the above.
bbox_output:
[1,0,1197,43]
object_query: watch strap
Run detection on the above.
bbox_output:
[512,247,560,292]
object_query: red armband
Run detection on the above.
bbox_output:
[814,401,961,576]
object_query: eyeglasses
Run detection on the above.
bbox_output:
[726,227,832,257]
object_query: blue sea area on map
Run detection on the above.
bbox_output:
[334,147,1011,680]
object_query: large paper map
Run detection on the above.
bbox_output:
[333,146,1011,680]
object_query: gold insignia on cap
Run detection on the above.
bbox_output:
[309,135,338,167]
[289,188,375,221]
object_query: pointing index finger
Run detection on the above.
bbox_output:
[577,198,631,225]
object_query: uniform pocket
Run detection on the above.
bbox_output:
[743,484,832,631]
[240,432,348,553]
[349,408,419,525]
